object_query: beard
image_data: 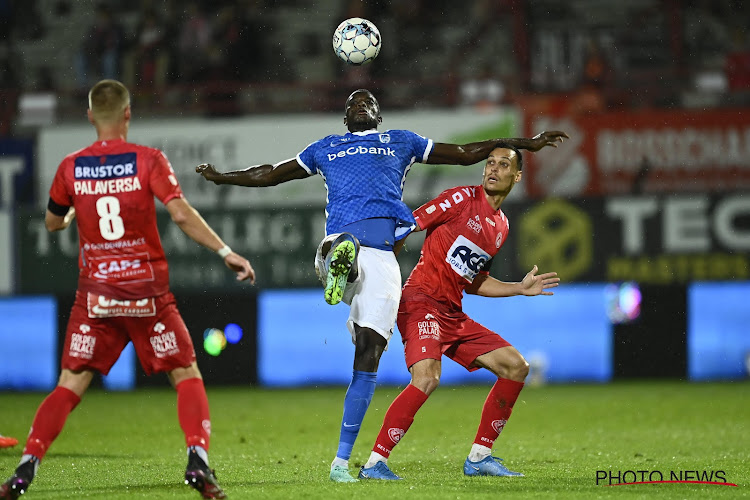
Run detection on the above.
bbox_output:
[347,113,378,131]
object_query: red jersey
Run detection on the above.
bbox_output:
[49,139,183,299]
[402,185,510,312]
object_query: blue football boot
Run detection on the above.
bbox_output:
[358,461,402,480]
[463,456,524,477]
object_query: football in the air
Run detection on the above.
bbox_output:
[332,18,381,65]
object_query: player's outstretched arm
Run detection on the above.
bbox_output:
[165,198,256,283]
[426,131,569,165]
[519,265,559,296]
[196,159,309,187]
[466,265,559,298]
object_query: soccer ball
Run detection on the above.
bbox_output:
[332,18,381,65]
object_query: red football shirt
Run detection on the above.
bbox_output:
[49,139,183,299]
[402,185,510,312]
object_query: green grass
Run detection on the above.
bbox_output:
[1,381,748,499]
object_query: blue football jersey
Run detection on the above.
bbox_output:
[296,129,433,235]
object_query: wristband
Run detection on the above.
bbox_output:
[217,245,232,259]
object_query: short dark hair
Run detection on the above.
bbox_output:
[494,142,524,171]
[345,89,380,113]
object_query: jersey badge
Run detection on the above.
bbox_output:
[379,133,390,143]
[495,232,503,248]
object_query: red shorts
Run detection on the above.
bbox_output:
[397,299,511,372]
[61,291,196,376]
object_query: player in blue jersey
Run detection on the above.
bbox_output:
[196,89,567,482]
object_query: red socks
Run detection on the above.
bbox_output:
[176,378,211,450]
[473,378,524,447]
[372,384,429,457]
[23,386,81,459]
[21,378,211,460]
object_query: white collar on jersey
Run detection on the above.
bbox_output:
[351,129,379,136]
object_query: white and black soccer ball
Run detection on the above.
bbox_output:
[332,18,381,65]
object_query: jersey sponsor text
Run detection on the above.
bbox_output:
[74,153,138,179]
[446,235,490,282]
[467,216,482,234]
[418,319,440,340]
[85,237,146,251]
[88,252,155,283]
[74,163,135,179]
[69,333,96,359]
[326,145,397,161]
[150,330,180,358]
[87,293,156,318]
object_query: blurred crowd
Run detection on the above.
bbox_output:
[0,0,749,121]
[76,0,277,89]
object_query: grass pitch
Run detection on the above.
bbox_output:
[1,381,748,499]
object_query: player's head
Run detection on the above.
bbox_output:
[87,79,131,127]
[482,143,523,196]
[344,89,382,132]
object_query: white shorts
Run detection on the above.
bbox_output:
[314,235,401,345]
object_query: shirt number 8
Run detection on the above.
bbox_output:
[96,196,125,241]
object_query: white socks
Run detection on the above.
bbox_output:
[468,444,492,463]
[364,451,388,469]
[331,457,348,469]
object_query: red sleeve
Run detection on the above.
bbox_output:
[413,186,466,231]
[149,150,184,205]
[48,158,72,207]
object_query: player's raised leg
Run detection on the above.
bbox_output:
[324,233,359,306]
[464,346,528,477]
